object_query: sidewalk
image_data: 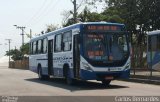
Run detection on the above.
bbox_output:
[121,71,160,85]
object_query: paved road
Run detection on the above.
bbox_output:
[0,66,160,96]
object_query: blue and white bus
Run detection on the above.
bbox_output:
[29,22,131,85]
[147,30,160,71]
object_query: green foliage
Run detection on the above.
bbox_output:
[20,43,29,55]
[64,0,160,68]
[105,0,160,68]
[5,49,22,61]
[5,43,29,61]
[45,24,58,33]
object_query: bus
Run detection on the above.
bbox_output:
[147,30,160,71]
[29,22,131,85]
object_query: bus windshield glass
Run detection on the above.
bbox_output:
[83,32,129,64]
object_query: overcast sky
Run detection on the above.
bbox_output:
[0,0,103,57]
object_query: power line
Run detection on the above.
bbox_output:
[30,0,60,27]
[24,0,48,26]
[25,0,54,26]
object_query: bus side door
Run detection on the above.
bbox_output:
[73,34,80,78]
[48,39,53,75]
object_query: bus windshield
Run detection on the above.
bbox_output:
[83,32,129,65]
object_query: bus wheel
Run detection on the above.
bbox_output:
[38,67,49,80]
[65,69,74,85]
[101,80,111,86]
[38,68,43,79]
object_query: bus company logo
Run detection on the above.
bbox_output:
[1,96,18,102]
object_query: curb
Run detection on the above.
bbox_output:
[120,75,160,85]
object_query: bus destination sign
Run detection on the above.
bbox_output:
[86,25,121,31]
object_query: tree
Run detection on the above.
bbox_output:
[45,24,58,33]
[62,0,104,26]
[62,0,160,68]
[104,0,160,68]
[5,49,22,61]
[5,43,29,61]
[20,43,29,56]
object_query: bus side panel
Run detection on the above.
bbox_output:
[147,51,160,71]
[29,54,49,75]
[53,52,73,78]
[147,35,160,71]
[29,55,38,73]
[37,54,48,75]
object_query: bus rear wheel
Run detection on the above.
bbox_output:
[101,80,111,86]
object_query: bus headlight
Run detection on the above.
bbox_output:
[124,63,130,70]
[82,62,93,71]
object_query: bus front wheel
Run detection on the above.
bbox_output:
[38,67,49,80]
[65,69,74,85]
[101,80,111,86]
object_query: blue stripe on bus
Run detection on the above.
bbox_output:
[80,69,130,80]
[29,66,74,78]
[37,59,48,60]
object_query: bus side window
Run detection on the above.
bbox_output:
[33,41,37,54]
[151,35,157,51]
[41,39,43,53]
[62,31,72,51]
[43,38,48,53]
[55,34,62,52]
[38,40,42,54]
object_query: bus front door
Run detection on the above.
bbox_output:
[48,40,53,75]
[73,35,80,78]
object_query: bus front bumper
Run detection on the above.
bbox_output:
[80,69,130,81]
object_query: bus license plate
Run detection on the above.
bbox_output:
[105,76,114,80]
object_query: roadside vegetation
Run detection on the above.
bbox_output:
[6,0,160,69]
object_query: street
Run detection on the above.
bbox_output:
[0,66,160,96]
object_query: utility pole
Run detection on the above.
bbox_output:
[14,25,26,46]
[72,0,77,23]
[30,29,32,39]
[5,39,11,68]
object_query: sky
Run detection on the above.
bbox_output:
[0,0,104,58]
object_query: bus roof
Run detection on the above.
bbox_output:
[81,22,124,26]
[30,22,125,42]
[147,30,160,36]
